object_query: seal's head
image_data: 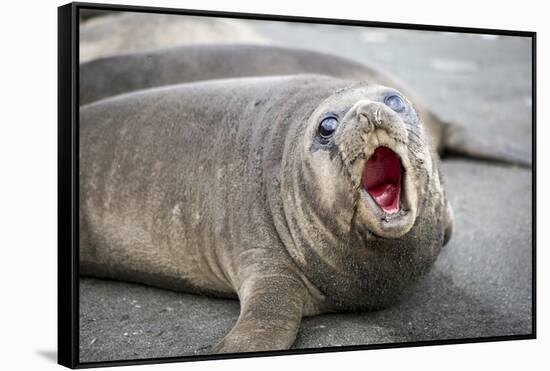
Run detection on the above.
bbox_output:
[277,81,449,311]
[321,86,428,239]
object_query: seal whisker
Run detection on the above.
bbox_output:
[406,128,424,142]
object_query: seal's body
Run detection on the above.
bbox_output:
[80,14,267,63]
[80,75,450,352]
[81,44,447,149]
[80,44,530,166]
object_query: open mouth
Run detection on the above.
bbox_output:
[363,146,402,214]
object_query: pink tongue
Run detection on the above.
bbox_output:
[367,183,400,213]
[363,147,402,214]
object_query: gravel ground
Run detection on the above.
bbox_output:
[79,17,533,363]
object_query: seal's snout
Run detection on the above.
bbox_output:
[363,147,402,214]
[332,99,419,239]
[355,102,407,143]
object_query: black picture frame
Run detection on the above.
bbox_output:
[58,2,537,368]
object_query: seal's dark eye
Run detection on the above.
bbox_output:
[318,117,339,139]
[384,94,406,112]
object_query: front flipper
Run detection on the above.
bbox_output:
[212,274,308,354]
[443,200,454,246]
[442,121,532,168]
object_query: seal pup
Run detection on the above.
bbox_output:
[80,75,452,353]
[80,13,267,63]
[79,44,530,167]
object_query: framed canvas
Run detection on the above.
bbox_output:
[58,2,536,368]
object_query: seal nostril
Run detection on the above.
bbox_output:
[357,111,375,133]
